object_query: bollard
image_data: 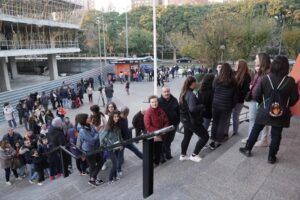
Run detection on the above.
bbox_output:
[143,138,154,199]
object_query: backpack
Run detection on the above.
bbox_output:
[263,75,289,118]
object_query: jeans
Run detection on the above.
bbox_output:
[109,150,119,181]
[23,117,29,131]
[62,98,68,108]
[27,164,38,181]
[76,158,87,173]
[5,168,18,182]
[162,129,176,158]
[202,118,211,131]
[247,101,270,141]
[247,123,283,158]
[211,109,232,142]
[106,97,112,104]
[232,103,244,134]
[8,118,17,128]
[86,153,103,180]
[117,144,143,172]
[18,165,26,176]
[181,123,209,155]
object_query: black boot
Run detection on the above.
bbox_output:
[268,156,277,164]
[239,142,252,157]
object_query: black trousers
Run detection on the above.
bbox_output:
[154,141,163,165]
[76,158,87,173]
[37,169,45,183]
[86,153,103,180]
[211,109,231,142]
[181,123,209,155]
[5,168,18,182]
[162,129,176,157]
[248,123,283,158]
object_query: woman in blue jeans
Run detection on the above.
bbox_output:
[232,60,251,135]
[239,55,299,164]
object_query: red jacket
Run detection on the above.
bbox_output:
[144,107,169,141]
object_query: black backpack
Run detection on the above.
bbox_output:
[263,75,289,118]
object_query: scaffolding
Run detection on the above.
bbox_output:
[0,0,83,51]
[0,0,84,25]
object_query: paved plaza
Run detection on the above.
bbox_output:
[0,77,299,200]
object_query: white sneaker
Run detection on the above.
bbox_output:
[118,171,123,177]
[6,181,12,186]
[241,138,248,144]
[255,140,269,147]
[16,177,23,181]
[37,182,43,186]
[189,155,202,163]
[179,155,190,161]
[29,180,35,184]
[101,163,107,171]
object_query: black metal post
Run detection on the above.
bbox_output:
[59,148,65,177]
[143,138,154,199]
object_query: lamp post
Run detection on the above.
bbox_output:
[220,44,225,63]
[102,17,107,66]
[153,0,158,96]
[96,17,102,82]
[125,11,129,58]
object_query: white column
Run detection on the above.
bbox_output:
[0,57,12,91]
[153,0,158,95]
[9,57,18,78]
[48,54,58,80]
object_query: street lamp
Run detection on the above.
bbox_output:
[220,44,225,63]
[96,17,102,83]
[125,11,129,58]
[153,0,158,95]
[102,17,107,66]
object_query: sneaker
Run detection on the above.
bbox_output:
[118,171,123,177]
[96,179,104,185]
[268,156,277,164]
[209,142,216,150]
[189,155,202,163]
[16,177,23,181]
[108,180,114,185]
[37,182,43,186]
[6,181,12,186]
[81,172,87,176]
[88,180,98,187]
[29,180,35,184]
[179,155,189,161]
[255,140,268,147]
[114,177,120,181]
[239,147,252,157]
[241,138,248,144]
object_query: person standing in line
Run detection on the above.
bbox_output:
[87,84,93,103]
[117,107,143,176]
[158,87,180,161]
[3,102,17,128]
[209,63,238,150]
[144,95,169,166]
[241,53,271,147]
[76,113,103,186]
[125,81,130,95]
[198,74,215,131]
[239,55,299,164]
[16,101,24,126]
[105,74,114,104]
[2,128,23,148]
[179,76,209,162]
[132,108,146,138]
[40,91,50,111]
[99,111,123,184]
[232,60,251,135]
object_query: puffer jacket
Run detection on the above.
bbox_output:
[0,147,16,169]
[212,81,238,111]
[254,74,299,127]
[158,95,180,126]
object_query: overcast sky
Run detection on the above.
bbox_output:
[95,0,131,13]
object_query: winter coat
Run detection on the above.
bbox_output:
[119,118,131,140]
[19,146,32,164]
[0,147,16,169]
[158,95,180,126]
[198,89,214,119]
[76,126,99,152]
[47,127,67,148]
[254,74,299,127]
[40,94,49,106]
[99,126,122,148]
[132,111,145,135]
[237,74,251,103]
[2,132,23,147]
[104,82,114,98]
[212,81,238,111]
[144,106,169,141]
[3,105,14,121]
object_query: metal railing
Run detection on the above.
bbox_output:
[0,40,79,50]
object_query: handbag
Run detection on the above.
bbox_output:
[245,76,259,102]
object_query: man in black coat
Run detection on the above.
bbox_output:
[132,108,146,137]
[158,87,180,160]
[47,117,69,177]
[2,128,23,148]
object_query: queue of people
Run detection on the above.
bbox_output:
[0,54,298,188]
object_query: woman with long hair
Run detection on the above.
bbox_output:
[179,76,209,162]
[241,53,271,147]
[239,55,299,163]
[209,63,238,150]
[104,102,117,121]
[90,105,106,132]
[101,111,123,183]
[76,113,103,186]
[232,60,251,135]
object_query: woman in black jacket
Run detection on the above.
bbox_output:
[179,76,209,163]
[239,55,299,164]
[232,60,251,135]
[209,63,238,150]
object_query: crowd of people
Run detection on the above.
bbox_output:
[0,54,298,189]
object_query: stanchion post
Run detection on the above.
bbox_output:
[59,148,65,176]
[143,138,154,198]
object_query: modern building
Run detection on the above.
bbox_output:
[84,0,96,10]
[131,0,164,9]
[0,0,84,92]
[165,0,208,5]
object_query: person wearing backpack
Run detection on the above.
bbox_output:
[179,76,209,162]
[239,55,299,164]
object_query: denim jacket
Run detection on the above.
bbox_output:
[76,126,99,152]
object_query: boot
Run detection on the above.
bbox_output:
[268,156,277,164]
[239,142,252,157]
